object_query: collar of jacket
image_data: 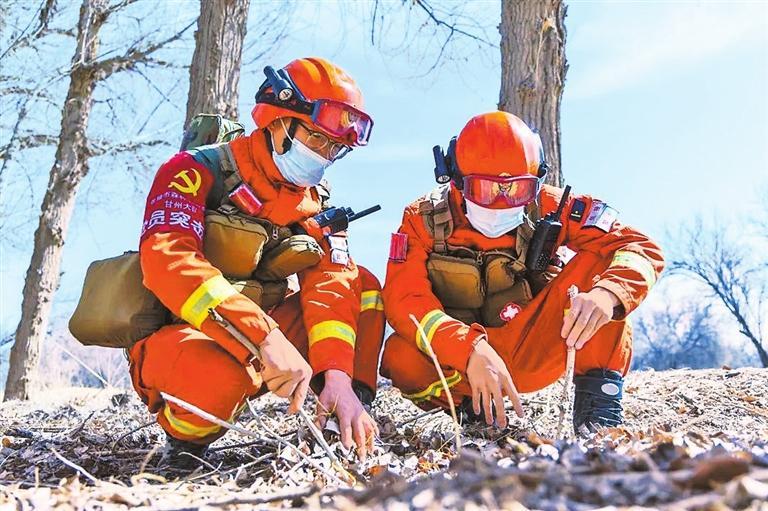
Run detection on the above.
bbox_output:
[228,129,323,226]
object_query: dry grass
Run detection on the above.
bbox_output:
[0,368,766,509]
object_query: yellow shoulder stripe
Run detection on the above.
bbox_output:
[416,309,452,354]
[180,275,238,329]
[610,251,657,289]
[308,320,356,349]
[361,290,384,312]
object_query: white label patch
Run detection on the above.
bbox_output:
[331,249,349,265]
[328,235,348,251]
[584,200,618,232]
[601,383,621,396]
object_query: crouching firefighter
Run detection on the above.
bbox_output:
[381,111,664,432]
[70,58,386,463]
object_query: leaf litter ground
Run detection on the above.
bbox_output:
[1,368,767,510]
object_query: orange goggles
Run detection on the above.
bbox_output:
[462,174,541,209]
[311,99,372,147]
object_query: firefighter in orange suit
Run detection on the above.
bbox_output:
[129,58,384,462]
[381,111,664,430]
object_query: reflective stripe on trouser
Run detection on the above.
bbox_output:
[269,265,386,396]
[128,325,261,444]
[380,250,633,412]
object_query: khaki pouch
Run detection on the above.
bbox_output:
[231,279,288,311]
[480,279,533,327]
[255,235,324,281]
[69,251,168,348]
[484,253,522,295]
[204,210,270,279]
[427,253,485,309]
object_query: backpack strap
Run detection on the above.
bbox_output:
[418,184,454,254]
[187,143,246,211]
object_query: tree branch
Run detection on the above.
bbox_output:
[87,138,170,158]
[89,20,195,80]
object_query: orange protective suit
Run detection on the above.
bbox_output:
[128,129,385,444]
[381,184,664,410]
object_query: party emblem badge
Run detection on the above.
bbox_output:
[499,302,522,322]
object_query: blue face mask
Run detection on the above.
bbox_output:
[272,119,332,187]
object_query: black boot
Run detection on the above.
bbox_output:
[573,369,624,432]
[161,433,209,470]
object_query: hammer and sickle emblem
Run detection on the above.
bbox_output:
[168,169,202,197]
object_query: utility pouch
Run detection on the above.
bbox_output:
[255,234,324,281]
[426,253,485,309]
[231,279,288,311]
[480,278,533,327]
[204,210,270,279]
[484,253,524,295]
[69,251,168,348]
[444,307,479,326]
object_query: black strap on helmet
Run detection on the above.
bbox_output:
[255,65,314,116]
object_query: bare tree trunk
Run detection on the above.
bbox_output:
[499,0,567,186]
[4,0,107,400]
[184,0,250,127]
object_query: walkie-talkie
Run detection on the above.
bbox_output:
[293,204,382,237]
[526,185,571,272]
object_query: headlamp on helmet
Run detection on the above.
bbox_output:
[255,65,373,147]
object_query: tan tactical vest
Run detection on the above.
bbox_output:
[69,134,327,349]
[420,185,557,328]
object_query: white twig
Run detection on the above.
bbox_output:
[51,448,98,483]
[557,285,579,438]
[409,314,462,454]
[247,401,351,487]
[51,339,111,388]
[160,391,349,487]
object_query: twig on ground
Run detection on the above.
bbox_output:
[50,448,99,483]
[110,420,155,451]
[410,314,462,454]
[248,401,353,487]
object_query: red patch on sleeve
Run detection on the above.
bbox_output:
[140,153,213,246]
[389,232,408,262]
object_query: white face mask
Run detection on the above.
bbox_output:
[465,200,525,238]
[272,119,332,187]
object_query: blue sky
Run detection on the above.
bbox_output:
[1,0,767,341]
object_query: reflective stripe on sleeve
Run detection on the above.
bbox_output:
[610,251,657,288]
[416,309,452,354]
[308,320,356,349]
[360,290,384,312]
[179,275,238,329]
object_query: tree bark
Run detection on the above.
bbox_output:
[499,0,567,186]
[4,0,107,401]
[184,0,250,128]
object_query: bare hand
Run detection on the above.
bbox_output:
[315,369,379,461]
[465,339,524,427]
[561,287,621,349]
[259,328,312,414]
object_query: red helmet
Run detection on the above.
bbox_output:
[455,111,544,178]
[251,57,372,146]
[452,112,547,209]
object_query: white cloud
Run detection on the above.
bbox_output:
[567,2,768,98]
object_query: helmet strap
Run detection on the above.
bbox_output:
[281,118,299,153]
